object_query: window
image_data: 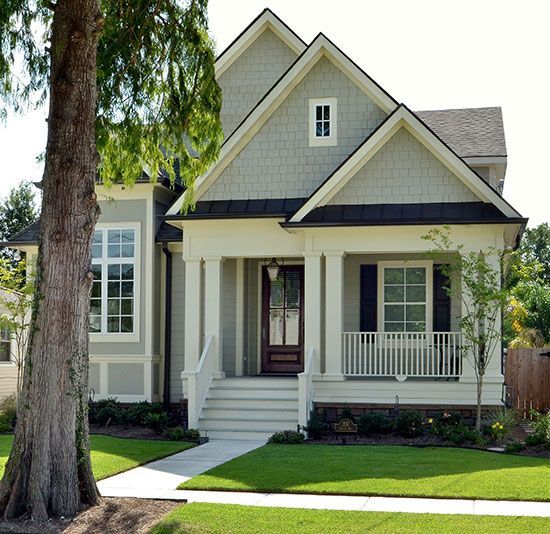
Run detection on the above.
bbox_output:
[0,326,10,362]
[90,227,137,336]
[309,98,337,146]
[378,262,433,333]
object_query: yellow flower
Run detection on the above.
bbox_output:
[428,418,433,424]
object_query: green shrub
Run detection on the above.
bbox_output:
[395,410,424,437]
[339,407,355,422]
[144,412,170,433]
[531,411,550,446]
[126,401,154,426]
[436,423,478,445]
[184,428,201,441]
[305,413,327,440]
[358,413,392,435]
[89,397,123,425]
[0,412,12,433]
[0,394,17,422]
[525,433,545,446]
[505,441,526,454]
[487,408,517,441]
[434,411,463,427]
[268,430,305,444]
[164,427,185,441]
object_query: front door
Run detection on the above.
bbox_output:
[261,265,304,374]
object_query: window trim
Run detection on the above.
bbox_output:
[377,260,433,332]
[89,222,141,343]
[0,323,12,364]
[309,97,337,147]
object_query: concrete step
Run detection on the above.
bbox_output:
[201,408,298,420]
[203,429,274,441]
[199,417,298,432]
[203,398,298,410]
[207,387,297,400]
[212,377,298,388]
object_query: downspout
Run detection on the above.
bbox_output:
[162,244,172,409]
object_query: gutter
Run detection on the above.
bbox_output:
[161,244,173,409]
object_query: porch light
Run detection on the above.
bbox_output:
[267,258,280,281]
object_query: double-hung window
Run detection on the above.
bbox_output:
[309,97,337,146]
[379,262,433,333]
[90,226,138,337]
[0,326,10,362]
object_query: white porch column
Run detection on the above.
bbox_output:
[303,251,323,374]
[459,251,477,383]
[183,256,202,372]
[235,258,245,376]
[324,251,345,380]
[204,256,225,378]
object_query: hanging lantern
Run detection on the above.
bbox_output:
[266,258,280,281]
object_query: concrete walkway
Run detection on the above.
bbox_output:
[98,440,550,518]
[97,439,264,496]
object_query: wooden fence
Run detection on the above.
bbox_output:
[505,348,550,417]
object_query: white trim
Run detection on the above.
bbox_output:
[215,9,305,78]
[290,106,521,222]
[377,260,433,333]
[89,222,141,343]
[167,33,397,214]
[235,258,245,376]
[309,97,337,147]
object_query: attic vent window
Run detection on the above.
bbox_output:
[309,97,337,147]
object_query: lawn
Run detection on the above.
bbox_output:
[151,503,550,533]
[0,434,194,480]
[179,444,550,501]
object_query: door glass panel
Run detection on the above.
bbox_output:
[285,271,300,308]
[270,278,284,307]
[269,309,284,345]
[285,309,299,345]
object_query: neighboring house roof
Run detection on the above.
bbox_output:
[281,202,526,228]
[0,221,40,247]
[416,107,506,158]
[290,105,522,222]
[165,198,306,221]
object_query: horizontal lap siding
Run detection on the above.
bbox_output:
[170,254,185,402]
[223,259,236,376]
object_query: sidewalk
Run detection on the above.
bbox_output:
[98,440,550,518]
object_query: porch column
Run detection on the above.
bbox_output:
[204,256,225,378]
[303,251,322,374]
[459,253,477,383]
[183,256,202,372]
[324,251,345,380]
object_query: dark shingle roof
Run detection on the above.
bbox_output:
[166,198,307,220]
[1,220,40,246]
[281,202,525,228]
[415,107,506,158]
[155,222,183,242]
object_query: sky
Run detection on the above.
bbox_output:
[0,0,548,226]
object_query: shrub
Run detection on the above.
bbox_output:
[305,413,327,440]
[0,394,17,422]
[0,412,12,433]
[126,401,155,426]
[395,410,424,437]
[144,412,170,433]
[530,411,550,446]
[164,427,185,441]
[525,433,545,447]
[487,408,517,441]
[434,411,463,427]
[183,428,201,441]
[505,441,525,454]
[358,413,392,435]
[339,407,355,422]
[436,423,478,445]
[89,397,123,425]
[268,430,305,444]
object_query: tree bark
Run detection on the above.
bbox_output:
[0,0,101,520]
[476,372,484,432]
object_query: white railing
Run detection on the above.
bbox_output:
[182,335,215,428]
[298,347,315,429]
[343,332,462,380]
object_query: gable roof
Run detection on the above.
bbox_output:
[215,8,306,78]
[290,105,521,222]
[167,32,398,215]
[0,220,40,247]
[416,107,506,158]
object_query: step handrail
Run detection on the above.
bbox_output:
[298,347,315,430]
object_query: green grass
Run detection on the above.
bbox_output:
[150,503,550,533]
[0,434,194,480]
[179,444,550,501]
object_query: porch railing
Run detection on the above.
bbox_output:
[182,334,215,428]
[342,332,462,379]
[298,347,315,429]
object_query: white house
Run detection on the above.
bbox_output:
[5,9,526,439]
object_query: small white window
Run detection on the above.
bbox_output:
[90,225,139,339]
[309,98,337,147]
[0,326,11,362]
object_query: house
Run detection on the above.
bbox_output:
[0,288,22,399]
[5,9,527,439]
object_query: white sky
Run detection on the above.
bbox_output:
[1,0,548,226]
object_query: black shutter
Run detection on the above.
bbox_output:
[360,265,377,331]
[433,265,451,332]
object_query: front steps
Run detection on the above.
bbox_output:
[198,377,299,441]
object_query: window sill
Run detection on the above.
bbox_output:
[309,136,337,148]
[90,332,140,344]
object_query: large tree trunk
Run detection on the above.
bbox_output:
[0,0,102,521]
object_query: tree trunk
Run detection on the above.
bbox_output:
[476,372,484,432]
[0,0,102,520]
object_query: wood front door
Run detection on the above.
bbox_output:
[261,265,304,374]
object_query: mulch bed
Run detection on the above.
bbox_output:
[0,498,180,534]
[90,424,171,440]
